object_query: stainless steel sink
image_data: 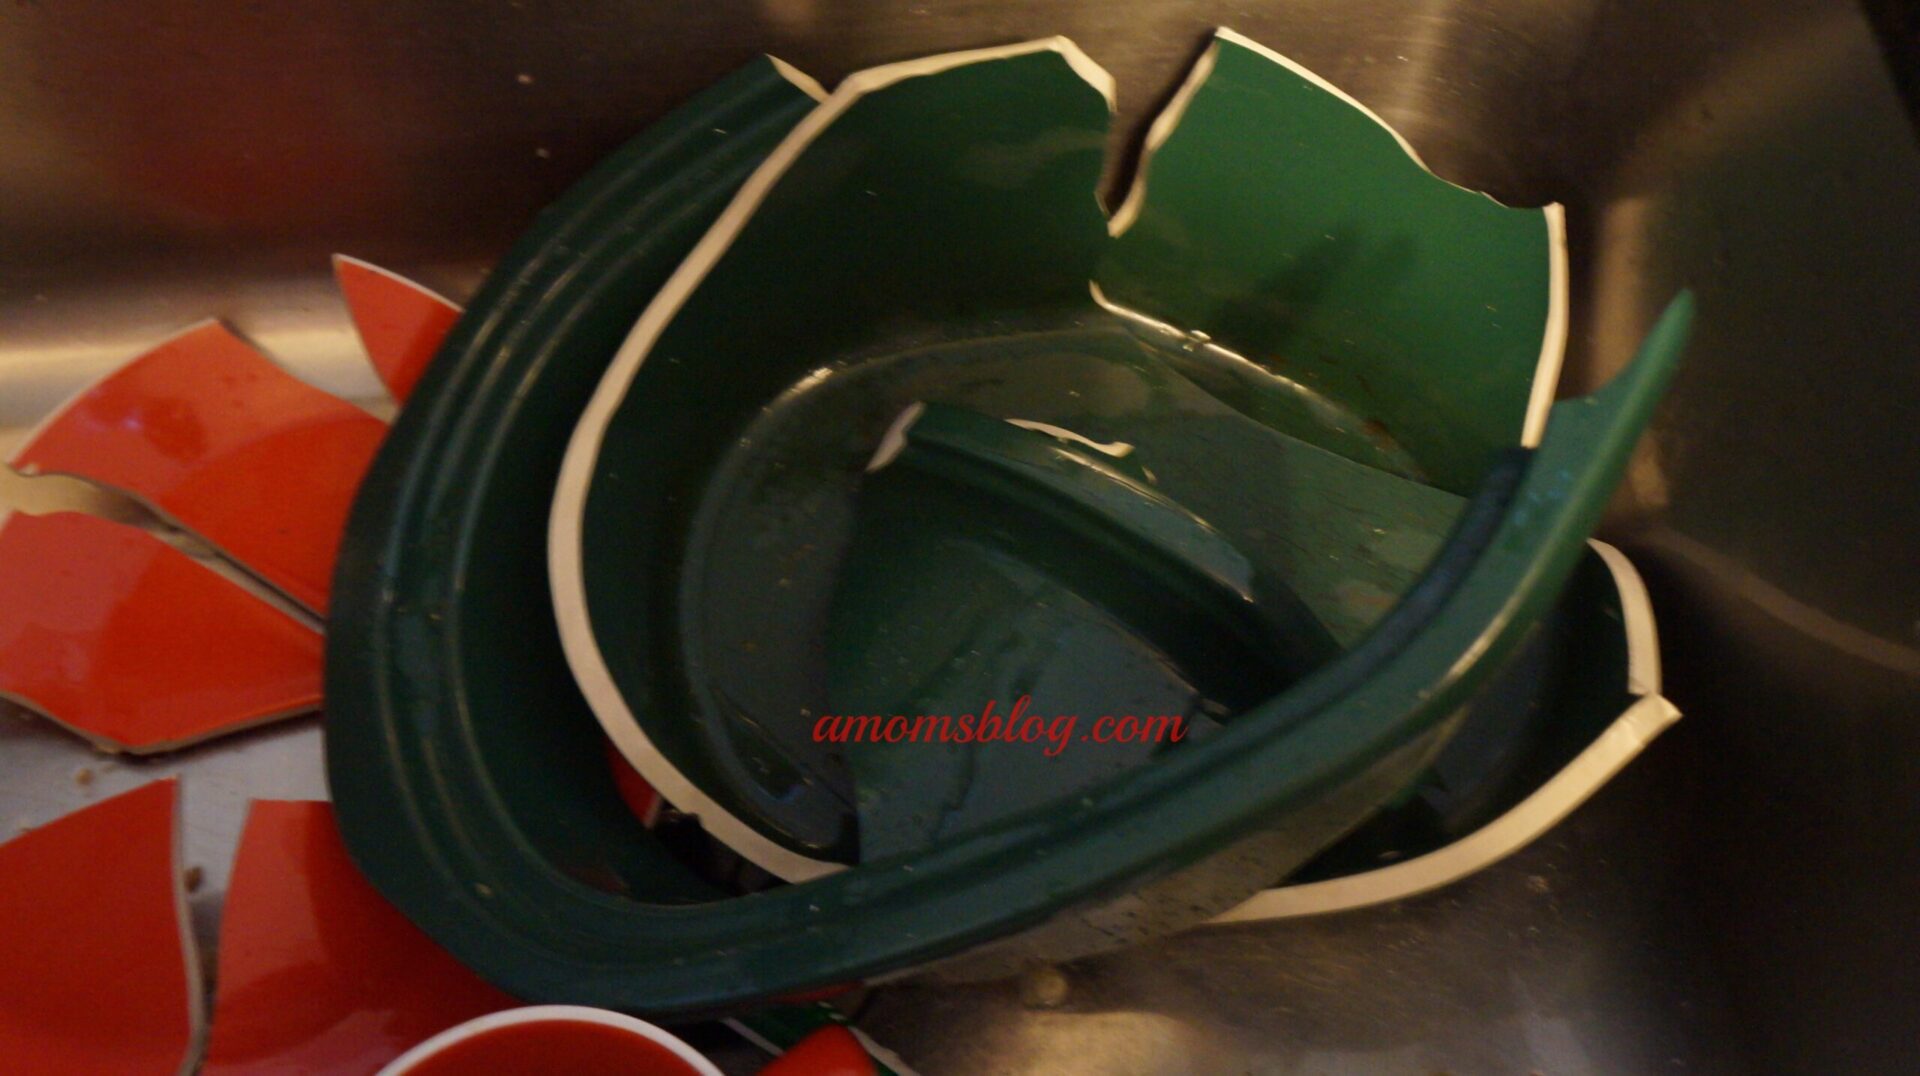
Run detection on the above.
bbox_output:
[3,2,1916,1072]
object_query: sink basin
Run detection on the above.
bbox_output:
[2,1,1915,1071]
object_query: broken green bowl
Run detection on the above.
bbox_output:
[329,39,1689,1014]
[551,31,1573,881]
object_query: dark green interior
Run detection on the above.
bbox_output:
[576,54,1113,861]
[1098,36,1558,494]
[573,41,1559,866]
[325,51,1691,1013]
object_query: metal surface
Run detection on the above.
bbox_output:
[861,750,1749,1074]
[2,1,1917,1072]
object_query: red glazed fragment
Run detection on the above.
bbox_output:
[200,801,517,1076]
[334,255,462,404]
[0,779,201,1075]
[8,321,389,613]
[757,1025,878,1076]
[0,511,322,752]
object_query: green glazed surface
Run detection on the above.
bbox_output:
[572,48,1114,863]
[1290,544,1638,883]
[329,42,1685,1014]
[1099,32,1561,493]
[566,35,1558,870]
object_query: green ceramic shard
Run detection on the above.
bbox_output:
[831,402,1340,859]
[326,53,816,949]
[829,392,1481,860]
[1213,539,1682,922]
[554,31,1574,882]
[1097,28,1567,494]
[1295,543,1643,880]
[328,37,1689,1014]
[552,40,1117,878]
[1018,329,1470,647]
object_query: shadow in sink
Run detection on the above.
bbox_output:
[860,747,1749,1074]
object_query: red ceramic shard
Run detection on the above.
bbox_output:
[0,779,201,1075]
[334,255,463,404]
[757,1026,877,1076]
[0,511,322,752]
[201,801,518,1076]
[8,320,389,613]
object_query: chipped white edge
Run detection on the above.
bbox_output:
[1108,29,1571,447]
[169,782,208,1076]
[768,55,829,102]
[1206,695,1678,923]
[1587,537,1662,697]
[870,404,1138,467]
[329,253,462,315]
[16,470,326,625]
[1520,203,1570,448]
[0,683,138,754]
[720,1018,784,1058]
[378,1006,723,1076]
[837,36,1113,108]
[0,681,321,756]
[1089,280,1180,335]
[1213,27,1428,165]
[849,1026,925,1076]
[549,41,1115,883]
[1106,40,1216,236]
[1006,418,1134,457]
[1206,538,1677,924]
[866,401,927,473]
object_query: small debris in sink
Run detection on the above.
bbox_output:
[183,865,204,893]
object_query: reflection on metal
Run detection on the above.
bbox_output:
[1641,531,1920,681]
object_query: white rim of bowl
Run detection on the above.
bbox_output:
[376,1005,724,1076]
